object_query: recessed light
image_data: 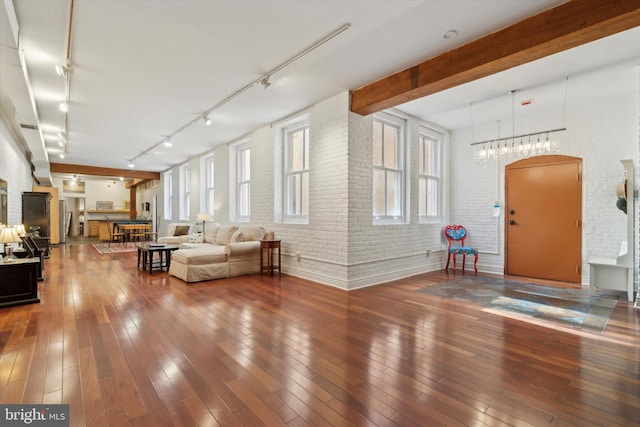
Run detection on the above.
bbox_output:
[442,30,458,40]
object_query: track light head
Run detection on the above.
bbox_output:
[204,115,212,126]
[163,138,172,147]
[55,64,72,76]
[128,161,135,168]
[260,76,271,89]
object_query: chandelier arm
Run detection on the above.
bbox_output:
[470,127,566,147]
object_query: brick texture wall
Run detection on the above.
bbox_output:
[158,75,639,289]
[0,126,35,225]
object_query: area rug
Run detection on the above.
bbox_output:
[417,275,618,333]
[91,243,137,255]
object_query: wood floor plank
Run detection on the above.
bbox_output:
[0,243,637,425]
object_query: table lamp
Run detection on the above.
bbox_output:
[0,226,21,262]
[196,213,211,233]
[14,224,26,236]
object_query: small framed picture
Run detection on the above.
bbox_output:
[123,200,131,211]
[96,200,113,210]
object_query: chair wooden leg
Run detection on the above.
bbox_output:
[474,254,478,274]
[462,254,466,273]
[445,253,451,271]
[452,254,457,273]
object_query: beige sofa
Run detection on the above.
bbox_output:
[157,223,194,245]
[168,223,271,283]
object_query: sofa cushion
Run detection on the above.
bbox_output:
[187,233,204,243]
[231,230,245,242]
[171,246,229,265]
[203,222,219,243]
[238,225,266,241]
[216,225,238,244]
[227,241,260,257]
[174,225,191,236]
[158,236,183,245]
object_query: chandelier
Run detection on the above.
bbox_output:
[471,82,568,163]
[472,127,564,162]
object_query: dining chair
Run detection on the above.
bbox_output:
[444,224,478,274]
[108,222,126,247]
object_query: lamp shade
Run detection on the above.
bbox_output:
[196,213,211,222]
[0,226,20,244]
[14,224,26,236]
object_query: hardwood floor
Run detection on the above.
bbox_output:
[0,243,638,426]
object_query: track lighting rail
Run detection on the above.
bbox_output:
[128,23,351,166]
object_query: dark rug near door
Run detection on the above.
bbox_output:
[417,275,618,333]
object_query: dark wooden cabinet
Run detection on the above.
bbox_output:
[22,192,52,238]
[0,258,40,308]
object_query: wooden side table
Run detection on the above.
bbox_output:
[260,239,281,276]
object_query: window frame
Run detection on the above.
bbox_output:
[179,164,190,220]
[372,113,407,225]
[418,126,442,223]
[163,170,172,220]
[234,142,251,222]
[200,154,215,218]
[283,120,310,223]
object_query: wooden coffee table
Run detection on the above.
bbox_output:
[137,244,180,274]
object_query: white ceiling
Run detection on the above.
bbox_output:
[1,0,639,183]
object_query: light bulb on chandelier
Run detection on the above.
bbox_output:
[471,79,568,163]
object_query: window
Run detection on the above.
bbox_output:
[236,143,250,221]
[163,170,172,219]
[284,123,309,220]
[180,164,190,220]
[418,127,441,222]
[201,154,214,217]
[373,114,405,223]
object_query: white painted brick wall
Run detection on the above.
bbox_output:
[0,126,36,225]
[159,92,448,288]
[450,78,638,281]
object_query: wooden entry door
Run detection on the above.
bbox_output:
[505,155,582,283]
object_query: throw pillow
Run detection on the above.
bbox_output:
[187,233,204,243]
[173,225,190,236]
[239,226,266,241]
[203,223,219,243]
[216,225,238,244]
[231,230,245,242]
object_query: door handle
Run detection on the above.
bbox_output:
[509,220,516,225]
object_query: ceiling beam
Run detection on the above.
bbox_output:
[350,0,640,116]
[49,163,160,180]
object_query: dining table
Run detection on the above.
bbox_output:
[115,223,152,245]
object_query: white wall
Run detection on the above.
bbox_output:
[0,123,35,225]
[449,66,639,284]
[158,65,639,290]
[159,92,448,289]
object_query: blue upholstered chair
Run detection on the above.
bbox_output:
[444,225,478,274]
